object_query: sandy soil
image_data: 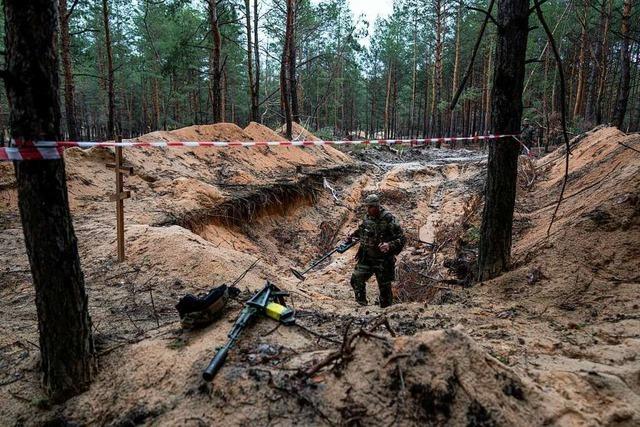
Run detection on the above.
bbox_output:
[0,126,638,426]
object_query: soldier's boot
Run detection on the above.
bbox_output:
[378,281,393,308]
[350,275,368,306]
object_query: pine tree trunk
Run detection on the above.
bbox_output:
[244,0,258,123]
[152,78,160,130]
[280,0,295,138]
[102,0,115,138]
[484,40,493,136]
[595,0,612,123]
[543,49,550,145]
[450,1,462,136]
[433,0,444,143]
[384,60,392,139]
[572,0,589,119]
[288,0,299,124]
[59,0,78,140]
[4,0,95,401]
[477,0,529,281]
[221,68,227,121]
[253,0,261,123]
[585,0,608,123]
[423,58,431,138]
[208,0,223,123]
[369,55,378,138]
[612,0,632,128]
[410,13,418,138]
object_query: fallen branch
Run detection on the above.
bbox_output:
[295,322,342,345]
[301,317,394,377]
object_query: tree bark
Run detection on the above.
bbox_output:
[244,0,258,123]
[450,1,463,136]
[410,11,418,138]
[595,0,612,123]
[483,39,493,135]
[253,0,261,123]
[422,58,431,138]
[572,0,589,119]
[384,60,393,139]
[59,0,78,140]
[611,0,632,128]
[288,0,299,124]
[4,0,95,401]
[477,0,529,281]
[101,0,115,138]
[280,0,295,138]
[585,0,608,123]
[433,0,444,143]
[208,0,223,123]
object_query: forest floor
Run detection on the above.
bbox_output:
[0,124,639,426]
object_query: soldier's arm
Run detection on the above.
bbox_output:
[347,221,364,242]
[387,216,406,253]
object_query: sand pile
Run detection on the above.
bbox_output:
[465,127,640,425]
[506,127,639,300]
[301,328,551,425]
[278,122,322,141]
[0,123,355,225]
[470,126,640,323]
[244,121,287,141]
[125,122,350,189]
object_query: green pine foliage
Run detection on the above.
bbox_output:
[0,0,637,140]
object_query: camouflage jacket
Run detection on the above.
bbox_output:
[351,207,405,260]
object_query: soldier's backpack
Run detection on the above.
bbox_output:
[176,284,239,329]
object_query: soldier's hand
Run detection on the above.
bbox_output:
[379,242,390,253]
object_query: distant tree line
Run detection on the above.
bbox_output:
[1,0,637,142]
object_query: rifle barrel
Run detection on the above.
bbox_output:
[202,306,257,382]
[203,343,230,381]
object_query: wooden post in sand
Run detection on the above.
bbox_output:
[107,136,132,261]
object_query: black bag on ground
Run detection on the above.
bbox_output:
[176,284,239,329]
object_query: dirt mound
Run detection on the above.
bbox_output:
[169,123,251,142]
[278,122,322,141]
[502,127,640,305]
[18,325,551,426]
[244,122,287,141]
[466,127,640,425]
[300,328,550,425]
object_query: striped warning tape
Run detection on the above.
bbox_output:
[0,134,518,161]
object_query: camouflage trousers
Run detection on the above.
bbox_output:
[350,257,395,308]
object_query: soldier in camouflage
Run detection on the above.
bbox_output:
[345,194,405,307]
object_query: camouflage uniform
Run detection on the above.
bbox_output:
[349,202,405,307]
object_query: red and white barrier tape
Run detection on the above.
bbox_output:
[0,134,517,161]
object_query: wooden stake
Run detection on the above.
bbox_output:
[107,136,132,262]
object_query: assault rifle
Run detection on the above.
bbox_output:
[202,281,294,382]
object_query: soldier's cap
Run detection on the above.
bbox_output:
[363,194,380,206]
